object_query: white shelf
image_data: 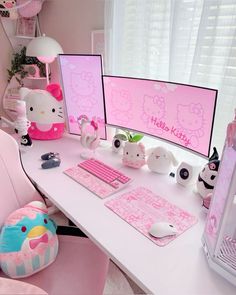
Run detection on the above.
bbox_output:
[26,77,47,80]
[15,35,35,39]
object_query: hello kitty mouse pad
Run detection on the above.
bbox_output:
[105,187,198,246]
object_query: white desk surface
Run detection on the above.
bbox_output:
[21,135,236,295]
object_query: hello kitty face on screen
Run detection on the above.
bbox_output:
[154,82,178,93]
[111,90,132,111]
[20,88,64,125]
[177,103,204,133]
[71,71,95,96]
[143,95,165,119]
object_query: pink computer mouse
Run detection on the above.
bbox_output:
[148,222,178,238]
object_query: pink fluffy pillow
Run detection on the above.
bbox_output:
[0,201,58,278]
[17,0,44,18]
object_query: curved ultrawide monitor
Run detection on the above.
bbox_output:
[103,75,217,157]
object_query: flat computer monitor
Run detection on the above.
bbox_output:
[58,54,106,139]
[103,75,217,157]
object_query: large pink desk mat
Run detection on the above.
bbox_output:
[105,187,198,246]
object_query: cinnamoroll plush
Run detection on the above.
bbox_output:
[147,146,178,174]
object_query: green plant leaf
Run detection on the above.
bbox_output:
[114,133,128,141]
[130,134,144,142]
[125,131,132,141]
[7,46,27,85]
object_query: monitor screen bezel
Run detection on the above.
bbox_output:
[58,53,107,140]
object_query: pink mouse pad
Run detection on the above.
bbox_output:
[105,187,198,246]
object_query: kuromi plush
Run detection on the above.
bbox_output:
[197,147,220,199]
[147,146,178,174]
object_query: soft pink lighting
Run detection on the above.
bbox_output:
[37,56,56,63]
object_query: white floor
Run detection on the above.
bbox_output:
[104,261,145,295]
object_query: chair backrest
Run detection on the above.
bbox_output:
[0,129,42,227]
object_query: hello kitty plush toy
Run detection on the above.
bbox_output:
[19,84,64,140]
[147,146,178,174]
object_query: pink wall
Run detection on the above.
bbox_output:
[39,0,105,83]
[39,0,104,54]
[0,21,12,117]
[0,0,104,113]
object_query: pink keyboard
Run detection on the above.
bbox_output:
[64,158,132,198]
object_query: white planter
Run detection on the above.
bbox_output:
[122,141,146,169]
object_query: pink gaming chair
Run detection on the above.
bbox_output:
[0,129,109,295]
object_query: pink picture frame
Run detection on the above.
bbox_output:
[16,16,36,37]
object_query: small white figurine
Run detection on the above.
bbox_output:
[147,146,178,174]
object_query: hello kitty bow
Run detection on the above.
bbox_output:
[46,84,63,101]
[77,115,98,130]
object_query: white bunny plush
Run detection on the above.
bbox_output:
[147,146,178,174]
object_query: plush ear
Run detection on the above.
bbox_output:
[46,84,63,101]
[138,142,145,153]
[169,151,178,166]
[146,147,154,156]
[19,87,31,100]
[209,147,219,162]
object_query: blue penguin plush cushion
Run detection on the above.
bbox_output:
[0,201,58,278]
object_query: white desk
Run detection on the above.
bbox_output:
[21,135,236,295]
